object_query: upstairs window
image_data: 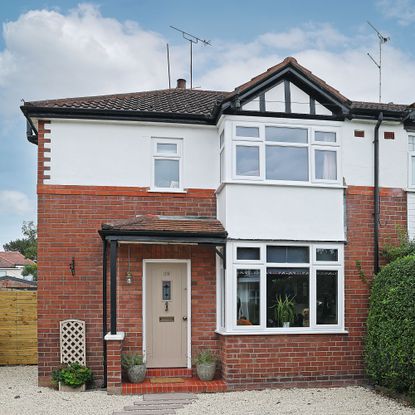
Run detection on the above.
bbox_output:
[409,135,415,187]
[232,124,340,184]
[152,138,182,190]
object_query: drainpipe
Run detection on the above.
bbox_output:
[102,239,108,388]
[374,112,383,274]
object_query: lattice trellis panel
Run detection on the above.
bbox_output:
[60,319,86,365]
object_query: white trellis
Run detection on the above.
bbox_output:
[60,319,86,365]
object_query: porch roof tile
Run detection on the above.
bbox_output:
[101,215,227,236]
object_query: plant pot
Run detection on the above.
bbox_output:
[283,322,290,328]
[196,362,216,381]
[58,382,85,392]
[127,364,146,383]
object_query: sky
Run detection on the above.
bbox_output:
[0,0,415,248]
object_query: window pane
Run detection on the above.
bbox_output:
[315,131,336,143]
[237,247,260,260]
[236,126,260,138]
[266,267,309,328]
[220,131,225,148]
[236,146,260,176]
[237,269,260,326]
[266,146,308,181]
[317,270,338,325]
[315,150,337,180]
[157,143,177,154]
[409,135,415,152]
[316,248,338,262]
[412,156,415,185]
[155,159,179,188]
[265,127,308,143]
[267,246,309,263]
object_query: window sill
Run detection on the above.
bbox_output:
[148,189,187,194]
[215,328,348,336]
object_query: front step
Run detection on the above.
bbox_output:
[146,368,192,378]
[122,377,227,395]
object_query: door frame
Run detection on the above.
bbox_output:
[142,259,192,368]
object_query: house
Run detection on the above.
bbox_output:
[0,276,37,290]
[0,251,35,279]
[21,57,415,394]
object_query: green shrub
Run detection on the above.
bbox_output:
[194,349,217,365]
[121,353,144,369]
[382,231,415,262]
[365,255,415,400]
[52,363,93,388]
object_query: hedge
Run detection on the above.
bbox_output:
[365,255,415,399]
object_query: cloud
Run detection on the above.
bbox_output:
[0,191,32,214]
[377,0,415,25]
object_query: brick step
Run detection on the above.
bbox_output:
[146,368,193,378]
[122,378,227,395]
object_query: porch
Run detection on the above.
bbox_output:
[99,215,227,394]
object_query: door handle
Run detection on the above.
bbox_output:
[182,316,187,321]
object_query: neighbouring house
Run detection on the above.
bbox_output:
[21,57,415,394]
[0,251,35,280]
[0,276,37,290]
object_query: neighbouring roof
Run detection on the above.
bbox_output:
[0,276,37,287]
[21,56,414,128]
[0,251,35,268]
[101,215,227,237]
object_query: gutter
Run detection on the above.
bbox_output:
[374,112,383,274]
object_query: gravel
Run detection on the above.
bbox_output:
[177,386,415,415]
[1,366,414,415]
[0,366,133,415]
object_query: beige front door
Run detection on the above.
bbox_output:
[145,263,188,368]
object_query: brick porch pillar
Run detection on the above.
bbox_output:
[105,332,125,394]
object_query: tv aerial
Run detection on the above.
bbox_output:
[170,26,212,89]
[367,21,390,103]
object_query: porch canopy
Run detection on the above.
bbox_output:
[99,214,227,336]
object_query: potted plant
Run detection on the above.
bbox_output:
[271,295,295,328]
[52,362,93,392]
[194,349,217,381]
[121,353,146,383]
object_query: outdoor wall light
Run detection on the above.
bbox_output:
[69,257,75,276]
[126,271,133,285]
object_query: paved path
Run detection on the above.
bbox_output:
[113,393,197,415]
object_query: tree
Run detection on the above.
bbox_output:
[22,263,38,281]
[3,221,37,260]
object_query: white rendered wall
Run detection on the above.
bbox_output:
[217,184,344,241]
[290,83,310,114]
[48,120,219,188]
[408,193,415,239]
[264,83,285,112]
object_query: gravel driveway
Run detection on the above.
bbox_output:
[1,366,414,415]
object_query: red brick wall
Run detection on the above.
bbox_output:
[219,186,407,390]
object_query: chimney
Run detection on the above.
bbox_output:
[176,78,186,89]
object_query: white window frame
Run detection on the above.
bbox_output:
[233,141,263,180]
[151,137,183,192]
[219,241,345,335]
[231,122,341,186]
[408,135,415,188]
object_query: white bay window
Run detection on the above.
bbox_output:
[218,242,344,334]
[232,123,340,184]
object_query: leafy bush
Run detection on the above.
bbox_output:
[121,353,144,369]
[382,230,415,262]
[194,349,217,365]
[52,363,93,388]
[365,255,415,400]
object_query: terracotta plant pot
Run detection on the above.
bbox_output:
[127,364,146,383]
[196,362,216,381]
[58,382,86,392]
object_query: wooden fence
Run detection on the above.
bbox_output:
[0,291,37,365]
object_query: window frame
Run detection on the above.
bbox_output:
[224,241,344,334]
[151,137,183,192]
[231,122,341,186]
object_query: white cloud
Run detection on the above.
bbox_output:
[0,191,32,214]
[377,0,415,25]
